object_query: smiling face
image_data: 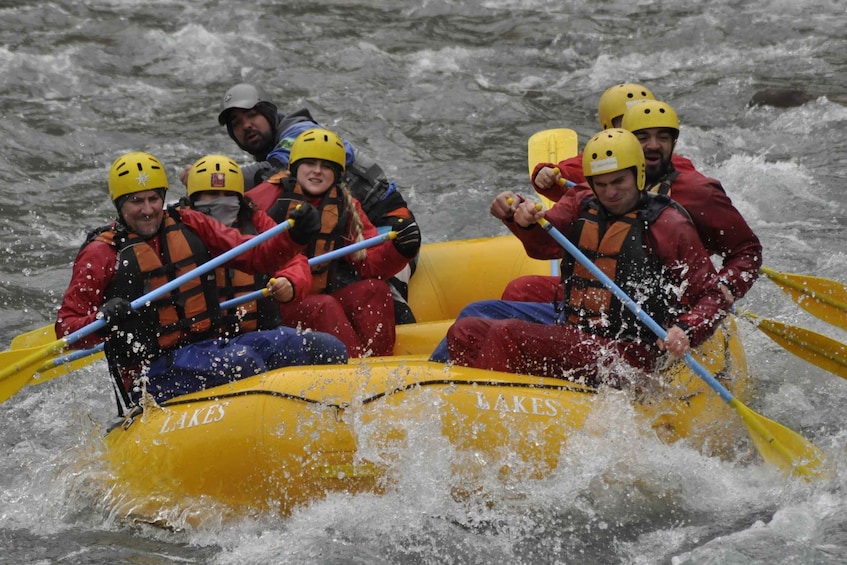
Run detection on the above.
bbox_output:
[295,158,337,196]
[590,168,641,216]
[119,189,165,238]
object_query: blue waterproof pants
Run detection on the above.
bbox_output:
[132,328,347,404]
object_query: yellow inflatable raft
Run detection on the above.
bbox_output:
[102,235,749,520]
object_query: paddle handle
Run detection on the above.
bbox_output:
[538,218,734,404]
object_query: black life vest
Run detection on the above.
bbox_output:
[559,193,682,342]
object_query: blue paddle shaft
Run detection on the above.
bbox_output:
[538,218,734,404]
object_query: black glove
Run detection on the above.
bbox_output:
[287,203,321,245]
[100,297,133,325]
[389,217,421,259]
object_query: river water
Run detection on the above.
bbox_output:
[1,0,846,563]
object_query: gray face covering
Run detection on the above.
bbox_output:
[194,195,241,226]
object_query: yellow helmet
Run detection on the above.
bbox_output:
[621,99,680,137]
[108,152,169,201]
[289,128,346,177]
[597,83,656,129]
[582,128,646,191]
[186,154,244,198]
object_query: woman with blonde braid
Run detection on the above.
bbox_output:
[248,128,419,357]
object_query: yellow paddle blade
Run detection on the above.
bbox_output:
[761,266,847,331]
[527,128,579,210]
[4,325,104,403]
[11,323,57,350]
[527,128,579,177]
[729,399,828,478]
[744,312,847,380]
[0,341,67,404]
[0,365,40,405]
